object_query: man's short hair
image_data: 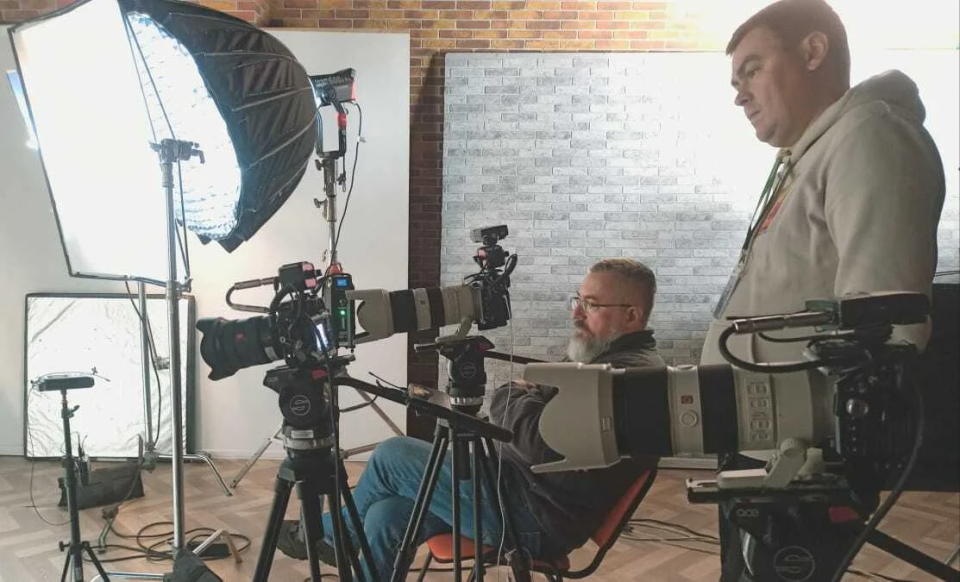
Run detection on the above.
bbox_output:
[726,0,850,85]
[589,258,657,319]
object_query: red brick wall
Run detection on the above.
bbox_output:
[1,0,720,436]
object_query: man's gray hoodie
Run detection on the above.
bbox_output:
[703,70,946,366]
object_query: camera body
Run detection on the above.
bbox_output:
[196,261,352,380]
[466,225,513,331]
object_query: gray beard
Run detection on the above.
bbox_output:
[566,331,620,363]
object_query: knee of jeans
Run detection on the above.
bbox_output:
[363,497,414,546]
[369,436,429,472]
[370,436,417,463]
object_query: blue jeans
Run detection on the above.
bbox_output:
[320,436,550,579]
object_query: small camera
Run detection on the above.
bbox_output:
[471,225,508,246]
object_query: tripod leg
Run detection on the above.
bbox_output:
[390,430,450,582]
[451,432,463,581]
[299,481,330,582]
[864,527,960,581]
[471,439,485,582]
[252,472,295,582]
[60,548,71,582]
[82,542,111,581]
[339,470,376,579]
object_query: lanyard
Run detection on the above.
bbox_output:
[741,149,791,254]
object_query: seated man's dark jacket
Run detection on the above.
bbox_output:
[488,329,664,555]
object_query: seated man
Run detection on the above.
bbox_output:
[277,258,664,578]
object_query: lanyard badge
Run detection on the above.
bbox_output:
[713,151,793,319]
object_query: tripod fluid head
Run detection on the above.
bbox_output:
[263,355,354,452]
[415,335,494,416]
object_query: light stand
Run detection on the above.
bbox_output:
[313,80,405,459]
[58,386,111,582]
[93,139,208,582]
[229,77,403,490]
[155,137,198,552]
[33,374,112,582]
[134,281,231,497]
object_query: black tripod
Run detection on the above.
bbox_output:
[41,378,111,582]
[390,336,532,582]
[690,475,960,582]
[253,363,375,582]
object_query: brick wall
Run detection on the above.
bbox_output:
[440,52,767,369]
[439,51,960,379]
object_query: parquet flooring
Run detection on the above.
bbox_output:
[0,455,956,581]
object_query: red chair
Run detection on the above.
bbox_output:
[416,467,658,581]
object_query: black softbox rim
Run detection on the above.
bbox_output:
[120,0,317,252]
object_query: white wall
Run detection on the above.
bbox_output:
[1,27,411,458]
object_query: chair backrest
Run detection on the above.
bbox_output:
[560,466,659,579]
[591,467,658,548]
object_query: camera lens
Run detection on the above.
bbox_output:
[196,316,283,380]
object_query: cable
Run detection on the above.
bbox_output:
[26,457,70,527]
[339,398,375,414]
[829,372,926,582]
[24,385,70,526]
[494,319,519,581]
[90,521,252,564]
[718,324,864,374]
[334,101,363,251]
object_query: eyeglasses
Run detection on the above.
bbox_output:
[570,296,633,313]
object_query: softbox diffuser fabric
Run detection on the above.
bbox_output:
[121,0,318,252]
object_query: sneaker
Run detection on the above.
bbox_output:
[275,519,338,565]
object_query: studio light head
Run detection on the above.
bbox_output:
[8,0,317,281]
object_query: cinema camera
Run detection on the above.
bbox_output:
[526,291,958,582]
[195,225,515,381]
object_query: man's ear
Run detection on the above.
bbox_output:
[800,31,829,72]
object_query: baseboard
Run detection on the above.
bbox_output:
[199,447,373,462]
[0,443,23,456]
[659,455,719,470]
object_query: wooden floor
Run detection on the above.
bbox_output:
[0,455,956,581]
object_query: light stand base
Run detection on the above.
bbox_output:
[159,451,231,497]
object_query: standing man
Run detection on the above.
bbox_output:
[703,1,945,579]
[278,258,664,578]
